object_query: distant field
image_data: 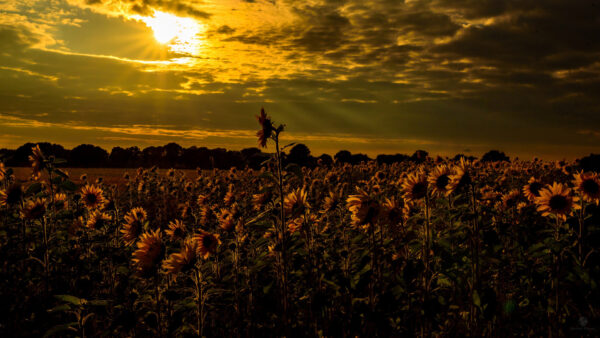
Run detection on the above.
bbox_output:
[10,167,200,185]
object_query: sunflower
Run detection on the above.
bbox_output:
[402,172,428,203]
[29,145,45,180]
[447,160,472,194]
[199,205,217,225]
[381,197,410,225]
[284,188,310,218]
[428,165,451,197]
[535,182,580,221]
[522,177,544,203]
[0,184,22,206]
[86,210,111,229]
[80,185,105,210]
[53,193,68,211]
[224,184,235,206]
[346,187,380,227]
[252,190,272,211]
[256,107,274,148]
[197,194,208,206]
[165,219,187,240]
[572,172,600,205]
[121,207,148,246]
[163,238,198,276]
[217,207,237,232]
[194,231,221,259]
[288,214,317,234]
[0,162,6,181]
[20,198,46,220]
[132,229,164,276]
[501,189,521,210]
[321,189,342,213]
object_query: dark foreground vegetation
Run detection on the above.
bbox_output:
[0,111,599,336]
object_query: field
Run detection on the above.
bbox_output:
[1,140,599,336]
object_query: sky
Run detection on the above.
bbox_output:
[1,0,599,159]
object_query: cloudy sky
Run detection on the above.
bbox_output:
[1,0,599,158]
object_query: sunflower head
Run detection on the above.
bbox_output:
[256,107,274,148]
[163,238,198,277]
[132,229,164,277]
[194,231,221,259]
[573,172,600,205]
[80,185,105,210]
[501,189,521,210]
[428,165,451,197]
[53,193,68,211]
[0,162,6,181]
[86,210,111,229]
[402,172,428,203]
[346,187,380,228]
[523,177,544,202]
[535,182,580,221]
[252,189,272,211]
[166,219,188,240]
[217,207,238,232]
[284,188,310,218]
[381,197,410,225]
[29,145,46,180]
[20,198,47,220]
[121,207,148,246]
[322,189,342,213]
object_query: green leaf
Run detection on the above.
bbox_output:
[473,290,481,308]
[54,294,84,306]
[53,168,68,178]
[43,322,78,337]
[26,183,43,195]
[60,180,78,192]
[88,299,110,306]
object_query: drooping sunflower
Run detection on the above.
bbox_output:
[428,165,451,197]
[132,229,164,277]
[523,177,544,203]
[194,231,221,259]
[165,219,187,240]
[0,184,22,207]
[535,182,580,221]
[29,145,45,180]
[256,107,274,148]
[80,185,105,210]
[163,238,198,276]
[20,198,47,220]
[197,194,208,206]
[346,187,380,227]
[224,184,235,206]
[121,207,148,246]
[402,172,428,203]
[283,188,310,218]
[86,210,111,229]
[288,213,317,234]
[199,205,217,225]
[572,172,600,205]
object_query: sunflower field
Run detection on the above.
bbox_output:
[0,110,599,337]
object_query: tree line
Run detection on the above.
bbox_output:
[0,142,597,171]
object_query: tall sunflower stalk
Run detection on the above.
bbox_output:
[256,108,289,327]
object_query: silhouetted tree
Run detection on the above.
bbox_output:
[411,150,429,163]
[70,144,109,167]
[286,144,311,167]
[334,150,352,164]
[317,154,333,167]
[481,150,510,162]
[376,154,410,165]
[163,142,183,168]
[578,153,600,173]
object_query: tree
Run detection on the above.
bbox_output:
[70,144,109,167]
[334,150,352,164]
[286,144,311,167]
[481,150,509,162]
[411,150,429,163]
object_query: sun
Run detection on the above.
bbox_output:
[134,10,202,54]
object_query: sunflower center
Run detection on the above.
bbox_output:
[412,182,427,199]
[529,182,542,196]
[549,195,568,211]
[436,175,449,189]
[85,193,97,204]
[582,179,599,195]
[203,235,215,249]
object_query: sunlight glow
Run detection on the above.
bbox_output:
[134,11,202,55]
